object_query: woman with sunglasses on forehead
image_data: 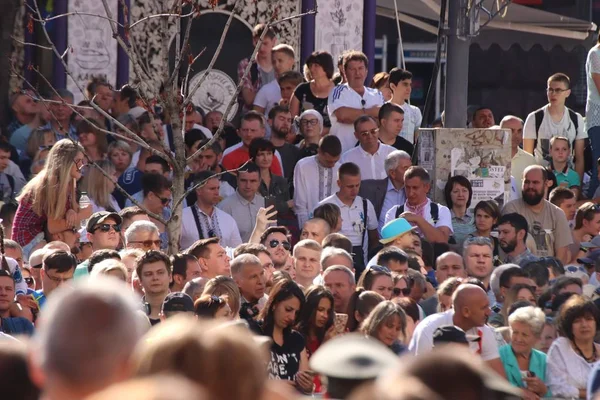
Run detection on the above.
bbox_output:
[13,139,92,258]
[80,160,121,213]
[569,202,600,264]
[357,265,394,300]
[194,294,233,319]
[258,279,313,394]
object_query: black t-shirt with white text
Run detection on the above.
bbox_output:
[267,330,305,381]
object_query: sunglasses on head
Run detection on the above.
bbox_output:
[566,265,587,274]
[369,265,391,274]
[269,239,291,251]
[92,223,121,233]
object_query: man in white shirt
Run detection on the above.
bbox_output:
[180,171,242,250]
[317,162,378,276]
[409,283,505,377]
[501,115,534,198]
[523,73,586,181]
[388,68,422,144]
[328,51,384,153]
[294,135,342,226]
[253,44,295,117]
[385,166,453,243]
[340,115,395,180]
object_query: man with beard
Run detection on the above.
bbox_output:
[268,105,300,182]
[497,213,539,267]
[502,165,572,264]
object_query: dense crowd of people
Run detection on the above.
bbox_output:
[5,22,600,400]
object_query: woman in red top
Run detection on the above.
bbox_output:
[13,139,92,257]
[296,285,335,394]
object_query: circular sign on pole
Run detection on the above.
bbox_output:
[189,69,239,121]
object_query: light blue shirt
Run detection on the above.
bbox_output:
[379,179,406,233]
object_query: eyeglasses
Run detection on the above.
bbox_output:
[45,273,73,283]
[269,239,291,251]
[358,128,379,137]
[74,158,87,169]
[92,223,121,233]
[301,119,319,127]
[24,277,34,285]
[393,287,411,296]
[129,240,162,249]
[546,88,568,94]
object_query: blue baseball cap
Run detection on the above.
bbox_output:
[380,218,416,245]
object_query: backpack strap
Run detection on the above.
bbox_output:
[430,202,439,224]
[165,124,175,152]
[567,108,579,132]
[533,108,545,153]
[190,205,204,240]
[250,61,259,87]
[361,198,368,249]
[395,204,405,219]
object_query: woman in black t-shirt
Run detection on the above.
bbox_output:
[289,51,335,136]
[259,279,313,394]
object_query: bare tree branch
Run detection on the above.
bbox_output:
[185,7,318,163]
[11,36,53,51]
[129,10,195,29]
[31,11,124,27]
[183,0,241,106]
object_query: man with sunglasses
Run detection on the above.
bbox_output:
[140,173,172,249]
[339,116,394,182]
[260,226,292,270]
[74,212,122,279]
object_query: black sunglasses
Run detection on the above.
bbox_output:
[393,287,411,296]
[92,223,121,233]
[269,239,291,251]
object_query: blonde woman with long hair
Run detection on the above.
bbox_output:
[80,159,121,213]
[13,139,92,257]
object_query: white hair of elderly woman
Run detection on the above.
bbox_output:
[508,306,546,337]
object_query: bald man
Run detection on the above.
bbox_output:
[409,284,505,377]
[501,115,534,197]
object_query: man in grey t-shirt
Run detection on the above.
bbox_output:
[502,165,572,265]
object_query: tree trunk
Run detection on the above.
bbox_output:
[0,0,20,132]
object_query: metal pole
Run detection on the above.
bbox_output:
[300,0,315,66]
[363,0,376,84]
[444,0,470,128]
